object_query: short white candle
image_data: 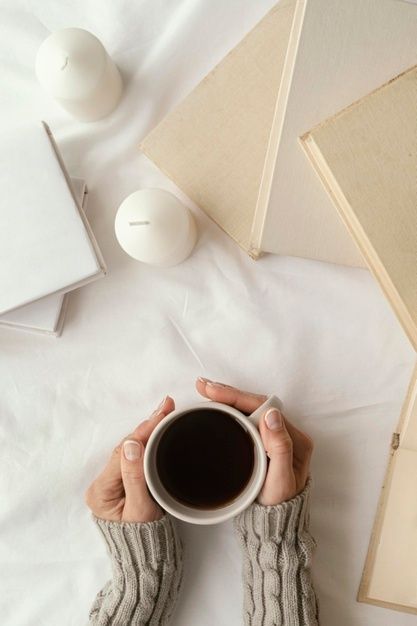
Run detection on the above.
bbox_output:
[36,28,123,122]
[114,189,197,267]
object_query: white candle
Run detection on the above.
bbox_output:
[114,189,197,267]
[36,28,123,122]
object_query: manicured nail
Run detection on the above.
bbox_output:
[265,409,283,430]
[198,376,211,383]
[151,395,170,418]
[206,381,228,388]
[156,396,168,413]
[123,440,143,461]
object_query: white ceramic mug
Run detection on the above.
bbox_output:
[144,394,282,525]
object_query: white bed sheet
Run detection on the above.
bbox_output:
[0,1,415,625]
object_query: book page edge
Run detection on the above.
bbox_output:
[41,121,107,275]
[357,595,417,616]
[396,363,417,445]
[249,0,307,254]
[0,178,90,332]
[357,361,417,609]
[300,132,417,351]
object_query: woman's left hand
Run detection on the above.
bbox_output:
[196,379,313,506]
[85,396,175,523]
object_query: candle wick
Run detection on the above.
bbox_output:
[129,220,150,226]
[60,55,69,70]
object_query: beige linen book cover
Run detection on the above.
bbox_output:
[141,0,306,257]
[357,364,417,614]
[301,64,417,352]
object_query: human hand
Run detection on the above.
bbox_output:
[195,379,313,506]
[85,396,175,523]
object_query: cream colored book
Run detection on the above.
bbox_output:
[141,0,307,257]
[358,364,417,614]
[301,64,417,351]
[255,0,417,265]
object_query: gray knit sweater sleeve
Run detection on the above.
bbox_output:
[234,481,319,626]
[89,514,183,626]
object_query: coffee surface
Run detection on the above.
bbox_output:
[156,409,255,509]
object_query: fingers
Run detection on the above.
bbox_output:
[132,395,175,441]
[121,439,162,522]
[195,378,313,502]
[280,417,313,488]
[282,419,313,466]
[258,408,297,505]
[258,408,313,505]
[102,396,175,481]
[196,378,266,414]
[293,431,314,487]
[196,377,310,462]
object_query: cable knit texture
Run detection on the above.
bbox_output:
[89,514,183,626]
[234,480,319,626]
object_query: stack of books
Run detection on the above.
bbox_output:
[140,0,417,267]
[0,121,106,336]
[140,0,417,615]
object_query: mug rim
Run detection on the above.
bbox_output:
[144,400,267,525]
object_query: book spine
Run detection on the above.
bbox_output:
[41,121,107,275]
[249,0,307,254]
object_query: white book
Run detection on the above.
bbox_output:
[0,121,106,314]
[252,0,417,264]
[0,178,88,336]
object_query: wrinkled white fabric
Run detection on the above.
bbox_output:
[0,1,415,625]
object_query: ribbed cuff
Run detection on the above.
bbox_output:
[234,479,312,543]
[93,514,181,569]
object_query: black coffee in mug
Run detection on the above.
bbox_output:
[156,408,255,509]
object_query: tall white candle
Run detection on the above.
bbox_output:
[36,28,123,122]
[115,189,197,267]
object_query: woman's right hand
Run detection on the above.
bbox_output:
[85,396,175,523]
[196,379,314,506]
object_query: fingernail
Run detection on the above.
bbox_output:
[123,440,143,461]
[265,409,283,430]
[198,376,211,383]
[206,381,228,388]
[156,396,168,413]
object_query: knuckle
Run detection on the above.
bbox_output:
[122,469,144,484]
[269,434,293,456]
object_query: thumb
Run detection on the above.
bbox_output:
[121,439,158,522]
[258,408,296,505]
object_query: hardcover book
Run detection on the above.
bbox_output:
[0,178,88,336]
[358,364,417,614]
[301,63,417,613]
[254,0,417,264]
[0,121,106,314]
[141,0,417,266]
[301,64,417,352]
[141,0,304,257]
